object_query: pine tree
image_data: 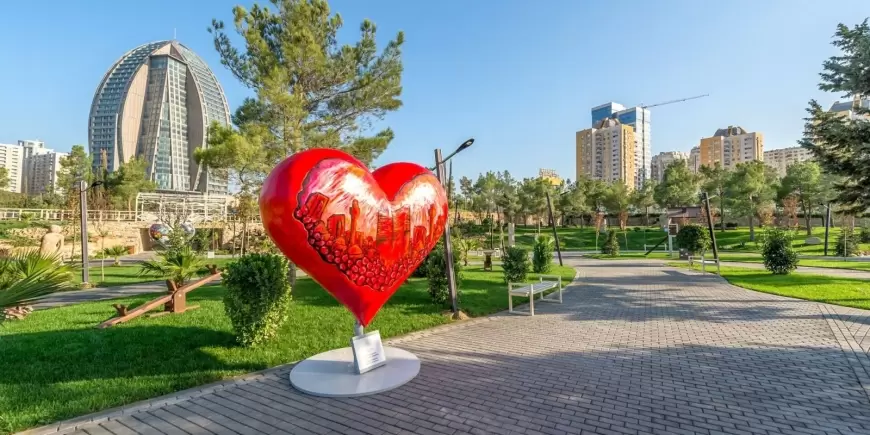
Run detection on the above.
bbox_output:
[209,0,404,165]
[800,19,870,213]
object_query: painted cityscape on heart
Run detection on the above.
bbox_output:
[293,159,447,292]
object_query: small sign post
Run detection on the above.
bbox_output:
[351,330,387,374]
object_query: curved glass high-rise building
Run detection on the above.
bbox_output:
[88,40,231,194]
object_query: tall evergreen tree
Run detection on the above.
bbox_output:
[631,181,656,227]
[726,161,779,241]
[779,161,823,235]
[654,160,698,208]
[210,0,404,166]
[800,19,870,213]
[699,162,730,231]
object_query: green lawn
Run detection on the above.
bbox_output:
[587,251,870,272]
[511,225,866,255]
[72,258,237,287]
[0,264,574,433]
[670,263,870,310]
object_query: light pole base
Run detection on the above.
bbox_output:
[289,346,420,397]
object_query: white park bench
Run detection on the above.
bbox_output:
[688,255,720,274]
[507,275,563,316]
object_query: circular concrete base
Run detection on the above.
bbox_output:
[289,346,420,397]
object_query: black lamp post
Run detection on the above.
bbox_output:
[433,138,474,318]
[79,180,104,285]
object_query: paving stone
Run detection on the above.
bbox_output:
[28,259,870,435]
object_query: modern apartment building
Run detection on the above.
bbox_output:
[698,126,764,170]
[689,147,701,173]
[88,40,231,194]
[650,151,688,182]
[576,117,636,189]
[25,151,67,195]
[591,102,650,185]
[829,96,870,120]
[0,144,24,193]
[764,146,813,177]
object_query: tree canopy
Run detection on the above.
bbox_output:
[654,160,698,208]
[210,0,404,166]
[800,19,870,213]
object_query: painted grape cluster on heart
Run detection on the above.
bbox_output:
[294,198,430,292]
[260,148,448,326]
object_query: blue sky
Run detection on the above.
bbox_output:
[1,0,868,182]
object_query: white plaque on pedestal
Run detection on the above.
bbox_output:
[351,330,387,374]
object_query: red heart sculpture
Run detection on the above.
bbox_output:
[260,149,448,326]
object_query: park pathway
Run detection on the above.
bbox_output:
[32,281,169,310]
[24,259,870,435]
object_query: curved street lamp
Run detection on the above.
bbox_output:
[433,138,474,319]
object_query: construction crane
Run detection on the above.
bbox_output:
[632,94,709,184]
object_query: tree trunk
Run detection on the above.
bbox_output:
[719,197,726,231]
[241,220,248,255]
[749,216,755,242]
[287,261,297,287]
[804,205,813,236]
[644,207,650,227]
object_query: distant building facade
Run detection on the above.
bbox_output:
[698,126,763,170]
[764,146,813,177]
[26,151,67,195]
[576,117,636,189]
[829,96,870,120]
[538,168,562,186]
[689,146,701,173]
[650,151,688,182]
[0,144,24,193]
[591,102,651,185]
[88,40,231,195]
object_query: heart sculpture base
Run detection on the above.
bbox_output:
[288,347,420,397]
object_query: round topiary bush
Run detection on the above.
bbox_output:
[675,224,711,255]
[761,228,799,275]
[223,253,293,347]
[502,246,530,283]
[601,230,619,257]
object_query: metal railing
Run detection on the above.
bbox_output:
[0,208,261,223]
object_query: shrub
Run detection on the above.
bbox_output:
[101,245,129,266]
[532,235,554,273]
[761,228,799,275]
[632,227,641,232]
[412,259,429,277]
[425,242,462,306]
[601,231,619,256]
[502,246,529,283]
[836,228,860,257]
[675,224,710,255]
[725,222,738,229]
[223,253,293,347]
[139,246,204,287]
[1,250,75,322]
[860,226,870,243]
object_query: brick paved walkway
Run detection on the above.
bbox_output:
[27,259,870,435]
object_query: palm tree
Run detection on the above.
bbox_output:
[102,245,129,266]
[139,246,204,287]
[1,250,76,321]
